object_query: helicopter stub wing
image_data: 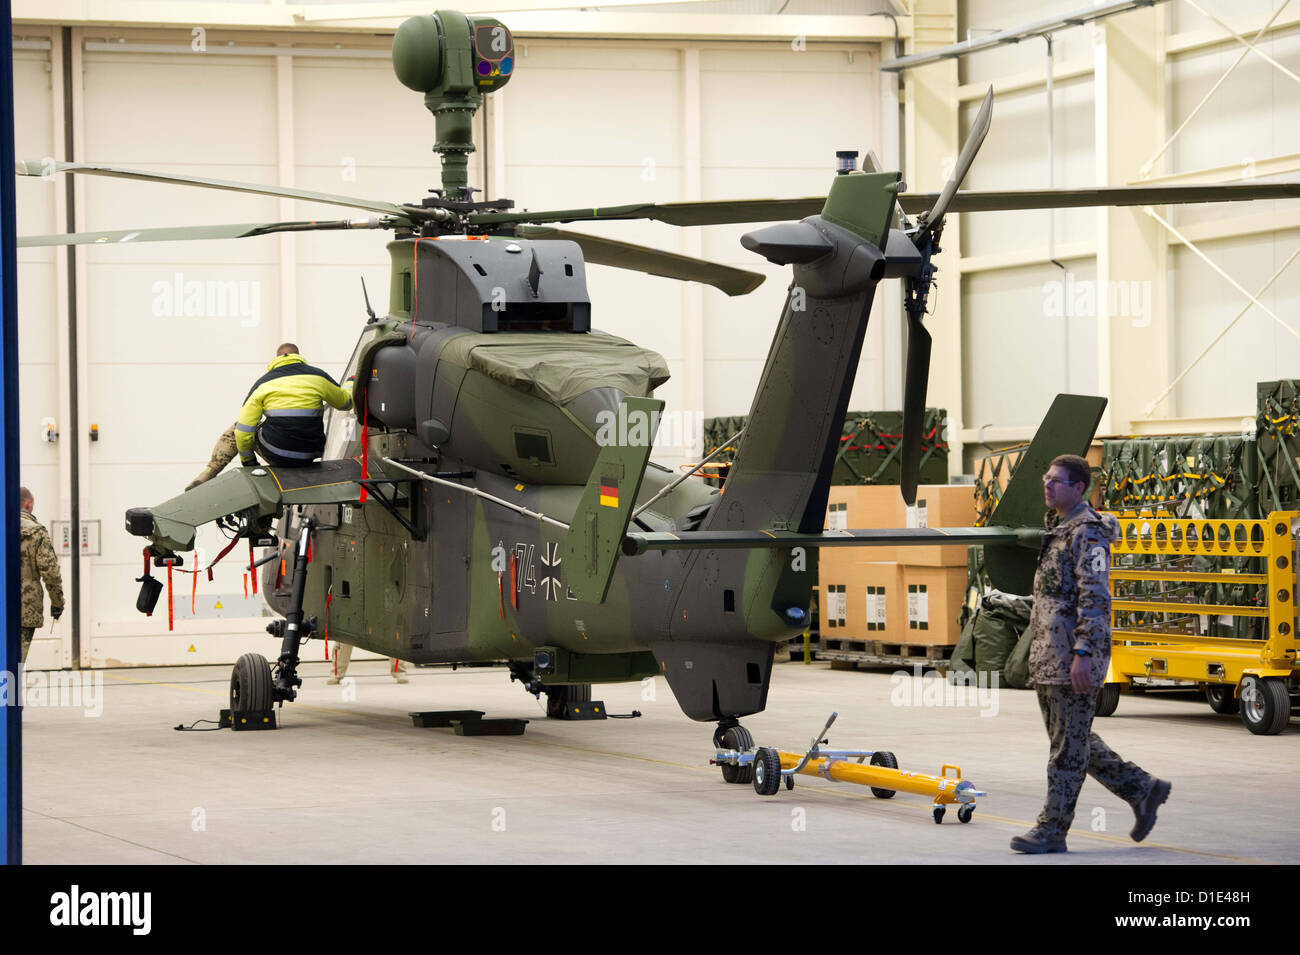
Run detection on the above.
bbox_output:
[126,459,365,555]
[562,396,664,603]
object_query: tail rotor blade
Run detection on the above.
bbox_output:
[919,85,993,236]
[900,313,933,507]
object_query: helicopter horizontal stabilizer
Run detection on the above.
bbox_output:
[561,396,664,603]
[126,459,366,554]
[620,394,1107,596]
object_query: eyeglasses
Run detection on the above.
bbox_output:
[1042,476,1082,487]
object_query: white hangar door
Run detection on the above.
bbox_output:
[13,36,68,671]
[77,47,283,667]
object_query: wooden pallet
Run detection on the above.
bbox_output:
[823,641,956,671]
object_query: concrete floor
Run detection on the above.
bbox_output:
[18,659,1300,864]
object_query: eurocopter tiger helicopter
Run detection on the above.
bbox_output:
[18,10,1300,773]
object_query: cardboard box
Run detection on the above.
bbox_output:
[897,484,977,567]
[820,562,903,640]
[901,564,968,646]
[823,484,907,566]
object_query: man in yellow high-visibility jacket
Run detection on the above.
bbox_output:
[237,343,353,468]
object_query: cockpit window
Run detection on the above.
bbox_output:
[324,326,379,460]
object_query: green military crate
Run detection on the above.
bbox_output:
[702,407,948,488]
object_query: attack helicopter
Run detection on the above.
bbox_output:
[18,10,1300,774]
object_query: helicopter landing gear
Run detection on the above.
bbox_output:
[713,718,754,784]
[261,518,318,706]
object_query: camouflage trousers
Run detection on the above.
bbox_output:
[20,627,33,663]
[1034,684,1154,839]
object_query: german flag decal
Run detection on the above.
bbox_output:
[599,476,619,508]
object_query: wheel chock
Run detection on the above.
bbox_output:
[220,708,278,731]
[452,718,529,736]
[560,700,606,720]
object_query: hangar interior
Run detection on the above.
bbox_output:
[7,0,1300,866]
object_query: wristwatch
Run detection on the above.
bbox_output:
[1073,648,1092,657]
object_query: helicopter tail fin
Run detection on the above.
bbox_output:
[983,393,1107,593]
[562,396,664,603]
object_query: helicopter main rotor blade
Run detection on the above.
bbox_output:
[513,225,765,296]
[15,159,425,220]
[18,217,404,247]
[898,180,1300,215]
[473,197,826,229]
[918,86,993,237]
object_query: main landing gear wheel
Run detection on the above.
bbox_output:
[231,652,272,714]
[957,804,975,824]
[1095,682,1121,717]
[545,682,591,719]
[1240,675,1290,736]
[753,746,782,796]
[869,750,898,799]
[1205,684,1239,715]
[716,724,754,784]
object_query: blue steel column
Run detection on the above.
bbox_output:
[1,0,23,865]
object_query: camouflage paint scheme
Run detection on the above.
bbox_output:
[128,173,1106,724]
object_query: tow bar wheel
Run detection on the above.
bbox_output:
[753,747,782,796]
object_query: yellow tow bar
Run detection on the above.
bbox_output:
[712,712,986,824]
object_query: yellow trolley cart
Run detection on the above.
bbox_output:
[1098,510,1299,735]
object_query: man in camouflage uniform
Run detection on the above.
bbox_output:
[19,487,64,663]
[186,425,237,491]
[1012,454,1171,854]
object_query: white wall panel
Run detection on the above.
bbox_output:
[958,0,1096,84]
[1171,230,1300,419]
[962,259,1099,427]
[699,44,879,416]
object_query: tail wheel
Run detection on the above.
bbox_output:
[1095,683,1121,717]
[752,746,782,796]
[545,683,591,719]
[1205,684,1239,715]
[231,653,272,714]
[869,750,898,799]
[718,725,754,784]
[1240,676,1290,736]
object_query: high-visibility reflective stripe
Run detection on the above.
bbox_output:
[263,408,324,418]
[235,423,257,433]
[257,436,317,460]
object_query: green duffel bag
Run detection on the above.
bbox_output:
[1003,626,1036,689]
[973,592,1030,676]
[948,606,978,683]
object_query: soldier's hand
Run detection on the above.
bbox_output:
[50,605,64,621]
[1070,654,1093,694]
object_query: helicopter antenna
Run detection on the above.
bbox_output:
[360,276,377,322]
